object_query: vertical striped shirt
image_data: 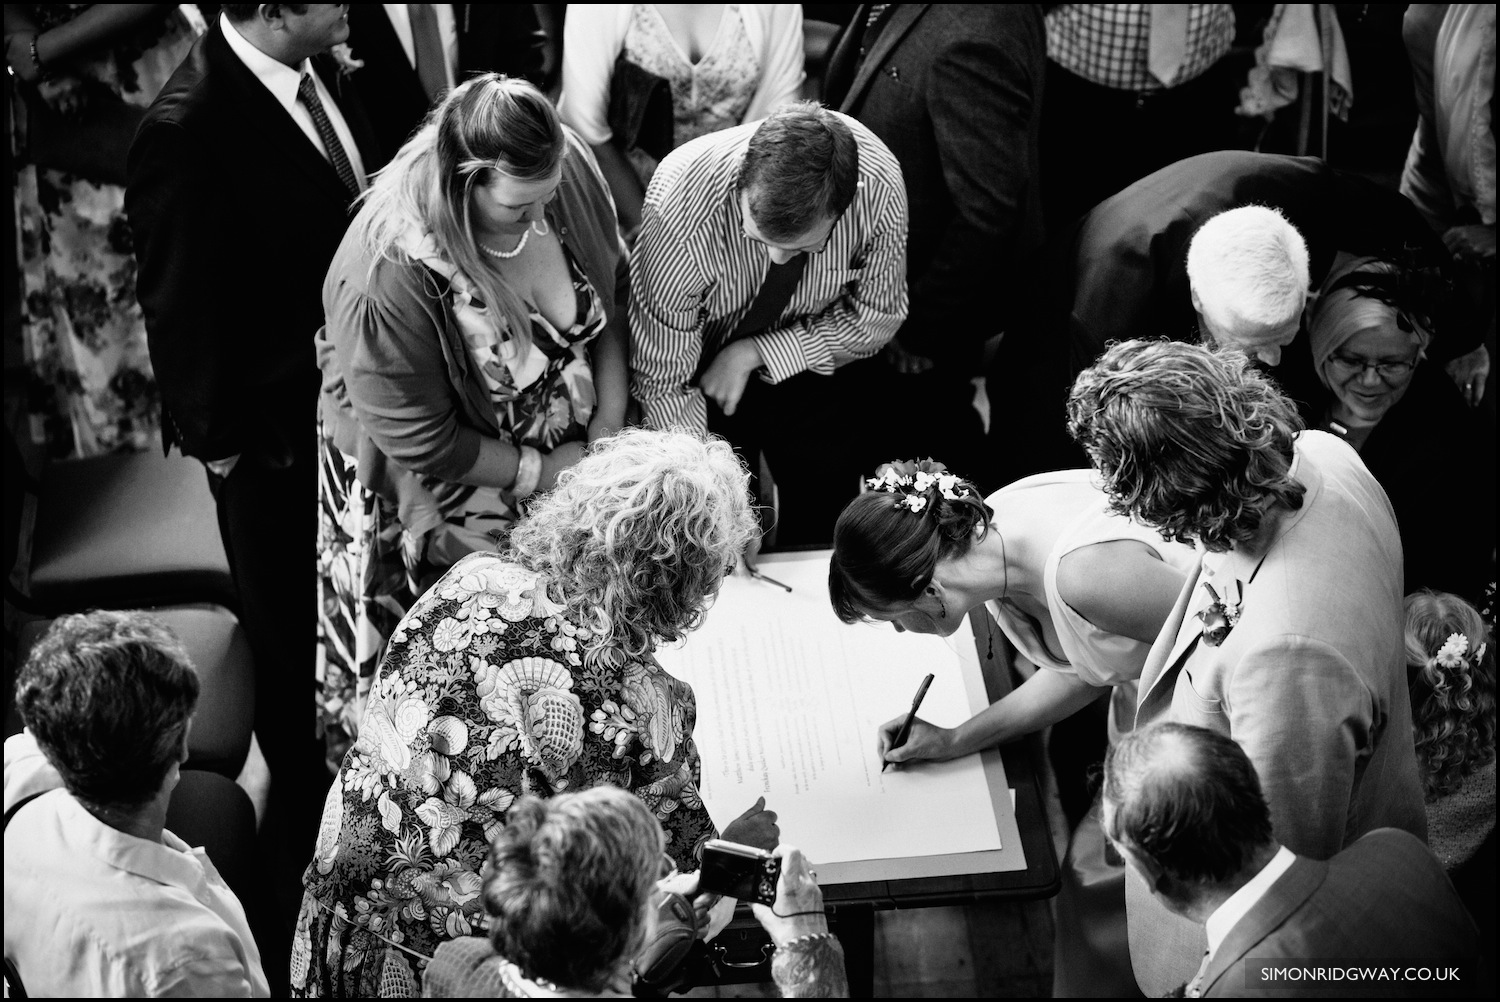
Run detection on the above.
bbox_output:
[630,113,909,433]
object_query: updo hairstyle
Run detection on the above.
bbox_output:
[829,460,993,623]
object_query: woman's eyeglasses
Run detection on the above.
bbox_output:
[1328,352,1418,381]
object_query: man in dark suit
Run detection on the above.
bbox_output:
[1060,151,1485,414]
[822,4,1045,488]
[343,4,545,165]
[1102,721,1484,998]
[126,3,378,843]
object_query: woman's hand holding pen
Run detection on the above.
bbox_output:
[876,715,959,767]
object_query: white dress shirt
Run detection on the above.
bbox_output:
[3,733,270,998]
[220,13,368,190]
[1204,845,1298,957]
[382,2,459,87]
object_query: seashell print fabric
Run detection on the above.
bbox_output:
[292,550,716,997]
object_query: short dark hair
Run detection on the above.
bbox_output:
[15,610,199,811]
[483,788,663,991]
[829,461,992,622]
[736,102,859,241]
[1103,722,1274,884]
[221,4,309,22]
[1066,339,1306,553]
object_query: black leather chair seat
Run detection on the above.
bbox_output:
[27,449,236,613]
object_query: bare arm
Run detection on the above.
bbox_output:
[877,667,1102,765]
[5,4,175,80]
[587,315,629,441]
[1055,539,1189,645]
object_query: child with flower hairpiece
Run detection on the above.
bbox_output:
[1403,589,1495,874]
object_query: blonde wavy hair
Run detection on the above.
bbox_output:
[507,429,757,659]
[1405,589,1496,799]
[350,74,563,355]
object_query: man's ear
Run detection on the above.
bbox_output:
[1189,285,1204,317]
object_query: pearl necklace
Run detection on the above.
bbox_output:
[479,218,550,260]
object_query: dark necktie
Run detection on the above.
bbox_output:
[695,255,809,382]
[408,3,449,101]
[297,72,361,197]
[824,4,892,105]
[861,3,892,56]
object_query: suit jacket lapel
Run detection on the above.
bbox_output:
[314,54,381,176]
[1201,857,1328,995]
[206,26,353,206]
[352,6,428,102]
[1139,559,1205,710]
[840,4,929,111]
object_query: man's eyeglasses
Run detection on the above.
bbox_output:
[1327,352,1418,381]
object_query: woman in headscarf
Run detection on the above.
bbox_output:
[1307,253,1494,600]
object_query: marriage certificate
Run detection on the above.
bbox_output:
[655,551,1004,866]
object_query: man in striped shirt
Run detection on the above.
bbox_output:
[630,103,908,544]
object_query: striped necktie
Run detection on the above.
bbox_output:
[860,4,892,56]
[297,72,361,197]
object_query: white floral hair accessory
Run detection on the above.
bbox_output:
[865,459,971,514]
[1435,632,1477,669]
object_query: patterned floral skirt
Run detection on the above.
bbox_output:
[316,439,518,770]
[12,5,205,458]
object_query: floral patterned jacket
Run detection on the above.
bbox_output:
[297,550,716,975]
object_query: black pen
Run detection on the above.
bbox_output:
[883,673,935,772]
[744,561,793,592]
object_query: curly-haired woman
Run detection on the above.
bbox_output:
[829,458,1198,995]
[292,429,778,998]
[1405,589,1496,872]
[1066,338,1426,996]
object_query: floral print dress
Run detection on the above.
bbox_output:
[11,4,205,458]
[317,236,607,768]
[293,552,717,998]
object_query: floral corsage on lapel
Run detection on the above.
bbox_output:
[1198,580,1244,647]
[329,43,364,78]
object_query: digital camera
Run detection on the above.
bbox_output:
[698,839,781,906]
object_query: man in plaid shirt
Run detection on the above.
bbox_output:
[1041,4,1239,231]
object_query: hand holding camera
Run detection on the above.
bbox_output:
[751,845,828,947]
[698,838,782,905]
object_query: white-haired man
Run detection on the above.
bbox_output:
[1186,204,1309,367]
[1056,150,1487,415]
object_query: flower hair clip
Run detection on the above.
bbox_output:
[866,459,971,514]
[1435,632,1485,669]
